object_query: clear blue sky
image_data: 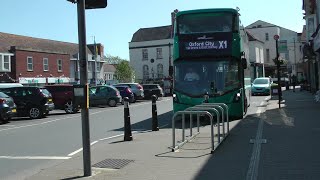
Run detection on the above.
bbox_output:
[1,0,305,60]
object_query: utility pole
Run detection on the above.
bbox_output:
[67,0,107,177]
[93,36,98,85]
[77,0,91,176]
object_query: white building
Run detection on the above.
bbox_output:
[246,20,302,78]
[129,25,173,83]
[246,30,265,78]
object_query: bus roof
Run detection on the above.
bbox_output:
[176,8,238,16]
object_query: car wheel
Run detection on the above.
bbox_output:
[130,97,135,103]
[43,110,49,117]
[0,114,8,123]
[108,99,117,107]
[29,107,43,119]
[65,100,77,114]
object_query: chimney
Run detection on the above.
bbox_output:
[171,9,179,38]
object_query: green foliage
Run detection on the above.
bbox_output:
[273,57,288,65]
[115,60,133,83]
[104,54,124,64]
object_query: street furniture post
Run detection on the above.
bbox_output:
[124,97,133,141]
[151,95,159,131]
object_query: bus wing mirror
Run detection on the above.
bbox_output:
[242,58,248,69]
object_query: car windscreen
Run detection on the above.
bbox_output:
[0,92,10,98]
[40,88,52,97]
[253,79,269,85]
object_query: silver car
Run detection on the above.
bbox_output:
[113,83,145,100]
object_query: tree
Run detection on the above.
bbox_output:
[115,60,134,83]
[104,54,123,64]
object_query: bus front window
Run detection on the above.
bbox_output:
[178,13,233,34]
[174,59,240,97]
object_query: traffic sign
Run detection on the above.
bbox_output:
[274,35,279,40]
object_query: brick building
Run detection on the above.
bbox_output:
[0,32,105,85]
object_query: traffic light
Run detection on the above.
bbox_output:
[67,0,108,9]
[85,0,107,9]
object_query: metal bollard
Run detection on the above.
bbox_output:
[151,95,159,131]
[123,97,132,141]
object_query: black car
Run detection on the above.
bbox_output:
[0,92,17,122]
[114,86,135,103]
[141,84,164,100]
[89,85,122,107]
[0,87,55,119]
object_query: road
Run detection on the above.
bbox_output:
[0,95,269,180]
[0,97,173,180]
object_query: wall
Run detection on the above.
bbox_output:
[15,50,70,79]
[246,26,280,66]
[129,39,173,81]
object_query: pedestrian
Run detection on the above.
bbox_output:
[292,74,297,92]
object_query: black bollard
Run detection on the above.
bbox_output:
[123,97,132,141]
[151,95,159,131]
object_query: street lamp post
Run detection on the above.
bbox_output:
[274,35,281,108]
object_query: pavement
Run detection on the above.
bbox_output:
[26,88,320,180]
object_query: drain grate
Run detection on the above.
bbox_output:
[92,158,134,169]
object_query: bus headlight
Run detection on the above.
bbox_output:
[173,93,179,102]
[233,92,241,102]
[203,93,209,103]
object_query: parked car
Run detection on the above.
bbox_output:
[0,86,54,119]
[141,84,164,100]
[89,85,122,107]
[0,92,17,122]
[44,84,79,114]
[114,86,135,103]
[113,83,144,100]
[0,83,23,88]
[251,77,272,96]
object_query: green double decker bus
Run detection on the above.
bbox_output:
[172,8,250,120]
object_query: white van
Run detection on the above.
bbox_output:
[0,83,23,88]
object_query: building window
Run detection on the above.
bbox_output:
[279,40,288,52]
[96,62,100,72]
[143,65,149,79]
[27,57,33,71]
[157,63,164,78]
[0,54,11,71]
[265,33,269,41]
[307,16,315,40]
[142,49,148,61]
[266,49,270,62]
[43,58,49,71]
[156,48,163,59]
[88,62,92,72]
[57,59,62,72]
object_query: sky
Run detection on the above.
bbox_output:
[1,0,305,60]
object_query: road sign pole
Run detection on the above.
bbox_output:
[77,0,92,176]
